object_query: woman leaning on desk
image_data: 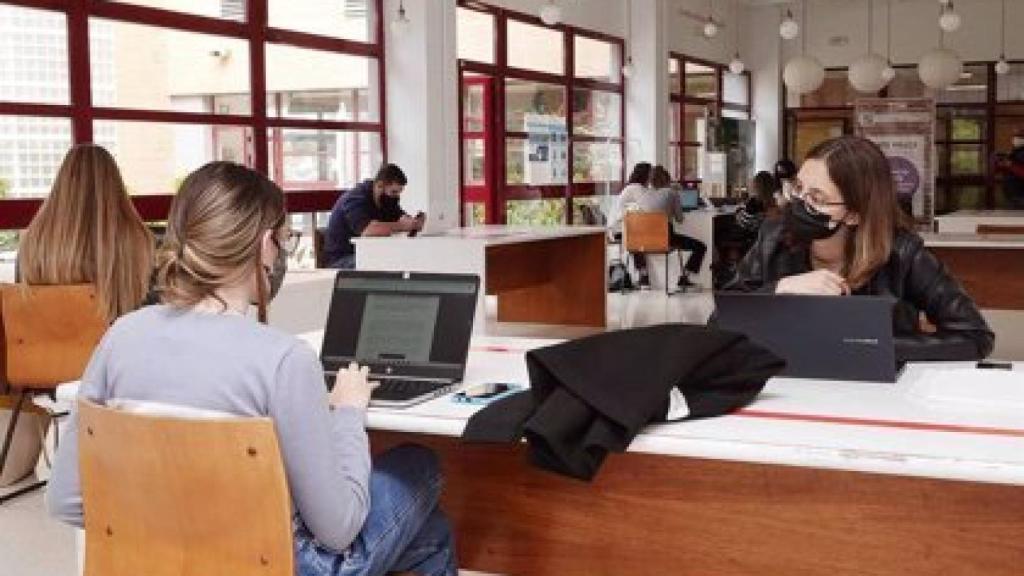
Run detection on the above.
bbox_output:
[723,135,994,362]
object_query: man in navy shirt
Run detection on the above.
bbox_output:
[324,164,425,268]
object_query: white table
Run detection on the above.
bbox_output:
[353,226,607,332]
[299,330,1024,575]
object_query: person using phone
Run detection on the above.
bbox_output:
[722,136,994,362]
[324,163,426,269]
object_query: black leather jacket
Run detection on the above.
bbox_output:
[723,218,995,363]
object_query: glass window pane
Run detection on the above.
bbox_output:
[506,134,567,186]
[950,144,984,176]
[572,196,611,226]
[667,143,680,180]
[669,102,680,142]
[684,61,717,100]
[89,19,251,113]
[723,72,748,106]
[505,79,566,132]
[572,89,621,138]
[106,0,243,21]
[462,75,490,132]
[268,0,375,43]
[936,64,988,105]
[463,139,486,185]
[669,58,681,95]
[947,185,986,211]
[267,45,379,122]
[0,116,72,198]
[507,20,563,75]
[0,5,68,105]
[683,104,708,143]
[683,146,700,180]
[574,36,619,83]
[464,202,486,226]
[268,129,381,191]
[994,108,1024,153]
[93,120,253,195]
[997,66,1024,102]
[947,111,985,142]
[573,141,622,183]
[457,7,494,64]
[506,198,566,226]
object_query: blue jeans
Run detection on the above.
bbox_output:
[294,444,457,576]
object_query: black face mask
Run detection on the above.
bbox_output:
[380,194,401,212]
[783,197,844,242]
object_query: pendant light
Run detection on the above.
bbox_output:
[849,0,890,93]
[938,1,961,33]
[918,4,962,90]
[780,8,799,40]
[539,0,562,26]
[389,0,410,35]
[728,0,744,74]
[996,0,1011,76]
[622,0,634,78]
[783,0,824,94]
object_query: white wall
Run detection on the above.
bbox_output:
[667,0,739,64]
[385,0,459,230]
[479,0,627,36]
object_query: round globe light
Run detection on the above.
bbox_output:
[918,47,963,90]
[703,20,719,38]
[996,57,1011,76]
[539,2,561,26]
[779,13,799,40]
[783,54,826,94]
[848,53,891,93]
[729,56,745,75]
[389,13,410,35]
[621,59,635,79]
[939,9,961,33]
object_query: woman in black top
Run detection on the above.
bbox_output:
[724,136,994,362]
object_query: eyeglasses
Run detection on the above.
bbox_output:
[791,182,845,215]
[274,229,302,256]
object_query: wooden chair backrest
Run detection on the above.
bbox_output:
[77,399,294,576]
[977,224,1024,235]
[0,284,107,390]
[624,212,670,253]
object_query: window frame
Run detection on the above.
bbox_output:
[0,0,386,228]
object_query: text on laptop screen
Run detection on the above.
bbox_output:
[322,275,477,371]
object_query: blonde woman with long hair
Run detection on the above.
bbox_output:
[47,162,457,576]
[17,144,153,322]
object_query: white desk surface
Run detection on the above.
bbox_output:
[353,225,606,247]
[921,232,1024,249]
[300,331,1024,486]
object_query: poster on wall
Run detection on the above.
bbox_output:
[854,98,936,228]
[524,113,568,185]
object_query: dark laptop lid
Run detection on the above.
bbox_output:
[321,271,480,381]
[714,293,897,383]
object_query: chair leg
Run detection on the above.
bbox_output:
[0,390,29,480]
[0,480,47,505]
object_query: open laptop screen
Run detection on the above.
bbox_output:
[321,272,479,378]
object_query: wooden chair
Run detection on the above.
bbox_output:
[77,399,294,576]
[623,211,678,294]
[0,284,107,504]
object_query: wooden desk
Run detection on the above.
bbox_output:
[299,333,1024,576]
[923,233,1024,310]
[354,226,607,331]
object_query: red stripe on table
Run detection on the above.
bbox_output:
[735,408,1024,438]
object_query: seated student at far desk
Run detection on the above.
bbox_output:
[722,136,994,362]
[323,163,426,269]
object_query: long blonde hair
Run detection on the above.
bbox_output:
[18,144,154,322]
[155,162,285,324]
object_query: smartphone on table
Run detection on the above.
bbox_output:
[452,383,523,404]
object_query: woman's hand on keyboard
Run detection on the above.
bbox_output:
[329,362,379,410]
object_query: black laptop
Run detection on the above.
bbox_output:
[714,293,897,382]
[321,271,480,407]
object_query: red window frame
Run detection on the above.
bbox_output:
[0,0,386,229]
[456,1,625,226]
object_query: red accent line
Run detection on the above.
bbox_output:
[471,346,531,354]
[735,409,1024,438]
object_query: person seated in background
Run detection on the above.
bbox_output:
[773,158,798,207]
[608,161,652,236]
[47,162,458,576]
[734,170,780,238]
[628,166,707,290]
[994,131,1024,210]
[724,136,994,362]
[324,163,425,269]
[17,144,153,323]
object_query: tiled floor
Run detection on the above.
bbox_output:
[3,288,1023,576]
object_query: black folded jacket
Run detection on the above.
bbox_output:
[462,324,785,481]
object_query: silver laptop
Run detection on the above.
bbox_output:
[714,293,898,383]
[321,271,480,407]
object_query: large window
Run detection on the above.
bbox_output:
[782,62,1024,212]
[667,54,750,183]
[456,2,624,227]
[0,0,385,230]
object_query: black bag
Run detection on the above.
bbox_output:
[608,260,632,292]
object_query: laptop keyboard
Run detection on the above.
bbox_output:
[324,372,450,403]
